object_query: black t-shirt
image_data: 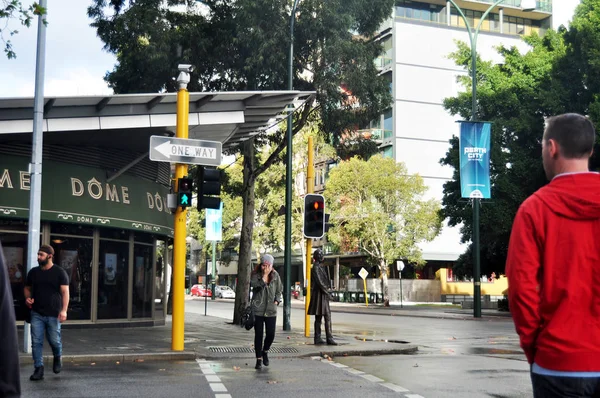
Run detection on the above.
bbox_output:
[26,265,69,317]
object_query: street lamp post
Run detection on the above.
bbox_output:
[283,0,301,332]
[447,0,535,318]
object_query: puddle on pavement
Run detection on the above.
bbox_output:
[353,337,410,344]
[465,347,523,355]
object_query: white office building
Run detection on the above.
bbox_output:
[370,1,554,265]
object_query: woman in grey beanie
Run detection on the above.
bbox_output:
[250,253,282,370]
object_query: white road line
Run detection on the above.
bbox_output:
[205,375,221,382]
[329,362,348,368]
[311,356,322,360]
[381,383,410,393]
[209,383,228,392]
[201,368,216,375]
[405,394,426,398]
[345,368,365,375]
[360,374,385,383]
[215,395,232,398]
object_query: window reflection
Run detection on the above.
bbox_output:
[132,243,153,318]
[98,240,129,319]
[51,236,93,320]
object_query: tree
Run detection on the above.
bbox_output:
[1,0,45,59]
[89,0,394,324]
[441,0,600,277]
[325,155,441,306]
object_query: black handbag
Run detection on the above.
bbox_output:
[241,304,254,330]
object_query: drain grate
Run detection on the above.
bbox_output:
[208,346,299,354]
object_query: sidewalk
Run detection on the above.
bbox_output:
[17,311,417,366]
[292,299,512,320]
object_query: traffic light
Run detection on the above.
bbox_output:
[304,194,325,239]
[177,177,193,209]
[198,167,222,209]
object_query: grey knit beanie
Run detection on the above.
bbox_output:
[261,253,274,266]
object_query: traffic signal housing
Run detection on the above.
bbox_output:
[177,177,193,209]
[198,167,222,209]
[304,194,325,239]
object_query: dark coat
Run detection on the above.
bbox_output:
[307,263,331,316]
[0,241,21,397]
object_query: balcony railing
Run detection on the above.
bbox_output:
[474,0,552,13]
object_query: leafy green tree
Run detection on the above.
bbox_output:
[441,1,600,277]
[325,155,441,305]
[89,0,394,323]
[1,0,45,59]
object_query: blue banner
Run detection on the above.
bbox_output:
[205,203,223,241]
[460,122,491,199]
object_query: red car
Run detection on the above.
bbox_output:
[191,284,212,297]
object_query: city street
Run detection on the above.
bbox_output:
[187,298,532,397]
[18,299,532,397]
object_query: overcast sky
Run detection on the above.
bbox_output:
[0,1,581,99]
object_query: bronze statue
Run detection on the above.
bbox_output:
[307,249,337,345]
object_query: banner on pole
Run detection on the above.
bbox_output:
[205,202,223,241]
[459,121,491,199]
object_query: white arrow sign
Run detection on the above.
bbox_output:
[155,140,217,160]
[149,136,222,166]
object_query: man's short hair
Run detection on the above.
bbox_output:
[544,113,596,159]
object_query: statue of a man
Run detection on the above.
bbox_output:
[307,249,337,345]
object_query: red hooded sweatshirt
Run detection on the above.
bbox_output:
[507,172,600,371]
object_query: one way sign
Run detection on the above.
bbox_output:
[149,136,222,166]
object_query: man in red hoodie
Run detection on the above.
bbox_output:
[507,113,600,397]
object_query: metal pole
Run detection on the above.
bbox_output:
[304,136,314,337]
[172,68,190,351]
[283,0,300,332]
[24,0,47,354]
[211,241,216,300]
[399,271,403,309]
[204,257,208,316]
[447,0,504,319]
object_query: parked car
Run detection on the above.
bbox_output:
[191,284,212,297]
[215,285,235,299]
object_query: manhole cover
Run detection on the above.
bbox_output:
[208,346,299,354]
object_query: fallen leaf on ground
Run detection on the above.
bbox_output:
[233,366,240,371]
[287,336,291,339]
[91,363,96,366]
[115,361,120,365]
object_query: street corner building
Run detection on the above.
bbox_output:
[0,91,312,327]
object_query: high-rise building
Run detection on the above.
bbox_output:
[371,1,554,266]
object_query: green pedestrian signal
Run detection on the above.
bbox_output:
[177,177,193,209]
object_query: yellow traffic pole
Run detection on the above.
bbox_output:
[305,136,314,337]
[172,67,191,351]
[363,279,369,307]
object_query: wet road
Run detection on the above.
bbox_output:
[189,299,533,397]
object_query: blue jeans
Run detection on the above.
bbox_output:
[532,371,600,397]
[30,311,62,368]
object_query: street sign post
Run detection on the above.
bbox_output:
[149,136,222,166]
[359,267,369,307]
[397,261,405,309]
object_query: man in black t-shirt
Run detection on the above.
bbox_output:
[0,241,21,397]
[25,244,69,382]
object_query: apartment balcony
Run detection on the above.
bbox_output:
[473,0,552,13]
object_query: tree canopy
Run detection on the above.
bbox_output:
[1,0,45,59]
[441,0,600,277]
[325,155,441,305]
